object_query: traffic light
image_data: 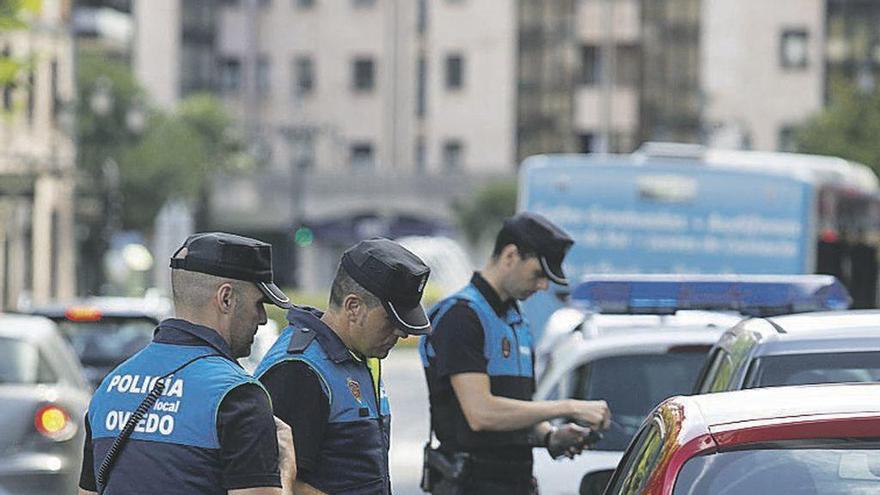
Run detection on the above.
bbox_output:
[294,226,314,247]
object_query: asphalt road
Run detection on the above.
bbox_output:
[384,345,430,495]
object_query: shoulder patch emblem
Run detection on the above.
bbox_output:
[501,337,511,358]
[347,377,363,404]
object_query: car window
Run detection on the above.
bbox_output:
[607,419,665,495]
[707,352,735,392]
[0,337,53,384]
[574,351,709,450]
[55,317,155,367]
[746,351,880,388]
[674,446,880,494]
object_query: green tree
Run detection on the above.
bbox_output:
[118,94,247,229]
[76,50,144,177]
[453,178,518,246]
[797,81,880,174]
[0,0,41,88]
[75,46,246,293]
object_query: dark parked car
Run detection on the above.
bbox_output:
[0,314,91,495]
[26,296,172,387]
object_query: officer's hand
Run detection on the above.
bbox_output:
[569,400,611,431]
[274,417,297,494]
[548,423,592,459]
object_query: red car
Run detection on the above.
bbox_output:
[601,383,880,495]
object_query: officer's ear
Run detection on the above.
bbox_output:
[499,244,520,267]
[217,283,235,314]
[342,294,367,325]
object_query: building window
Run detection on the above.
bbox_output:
[257,56,271,96]
[352,0,375,6]
[292,56,314,97]
[445,53,464,90]
[578,134,594,153]
[352,57,375,92]
[416,56,427,117]
[26,68,34,125]
[780,29,809,69]
[778,125,798,152]
[3,47,13,112]
[295,0,314,7]
[580,45,600,85]
[218,57,242,92]
[442,140,463,170]
[417,0,428,34]
[415,137,426,172]
[292,134,315,171]
[50,59,59,120]
[350,142,375,168]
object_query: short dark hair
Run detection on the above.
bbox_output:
[328,263,381,309]
[491,227,538,260]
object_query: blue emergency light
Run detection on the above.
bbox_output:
[569,275,851,317]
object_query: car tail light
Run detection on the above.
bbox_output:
[64,306,102,322]
[35,404,77,441]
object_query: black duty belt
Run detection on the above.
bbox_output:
[464,454,533,482]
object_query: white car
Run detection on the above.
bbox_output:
[531,275,851,495]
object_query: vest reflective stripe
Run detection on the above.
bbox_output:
[256,325,392,494]
[87,341,258,493]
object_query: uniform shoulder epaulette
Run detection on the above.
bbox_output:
[287,327,317,354]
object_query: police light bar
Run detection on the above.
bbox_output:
[569,275,851,317]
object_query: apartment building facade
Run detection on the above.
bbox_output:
[132,0,872,287]
[0,0,77,310]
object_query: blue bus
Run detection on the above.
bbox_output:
[519,143,880,337]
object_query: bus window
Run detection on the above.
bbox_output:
[816,187,879,309]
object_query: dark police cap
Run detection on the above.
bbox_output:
[502,212,574,285]
[169,232,293,309]
[341,238,432,335]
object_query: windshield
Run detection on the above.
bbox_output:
[575,351,709,450]
[746,352,880,388]
[0,337,53,384]
[674,446,880,494]
[55,317,155,367]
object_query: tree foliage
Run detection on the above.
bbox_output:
[0,0,41,86]
[76,48,246,230]
[453,178,518,246]
[797,81,880,174]
[118,95,248,228]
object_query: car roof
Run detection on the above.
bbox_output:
[25,295,172,320]
[692,383,880,427]
[730,310,880,355]
[0,313,59,342]
[583,311,744,339]
[541,311,734,383]
[662,383,880,450]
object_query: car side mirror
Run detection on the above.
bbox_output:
[580,469,615,495]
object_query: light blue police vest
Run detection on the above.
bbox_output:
[88,341,260,494]
[255,309,392,495]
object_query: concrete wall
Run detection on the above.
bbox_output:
[701,0,825,151]
[133,0,181,110]
[426,0,518,172]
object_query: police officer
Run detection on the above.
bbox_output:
[420,213,611,495]
[256,238,431,495]
[78,232,294,495]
